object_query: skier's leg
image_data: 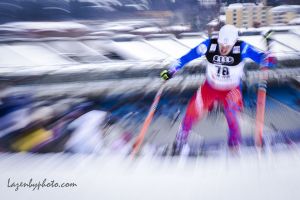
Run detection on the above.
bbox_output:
[175,82,213,146]
[223,87,243,147]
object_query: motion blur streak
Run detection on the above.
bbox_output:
[0,1,300,200]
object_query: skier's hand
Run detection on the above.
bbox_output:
[160,69,174,81]
[262,53,277,69]
[266,54,277,68]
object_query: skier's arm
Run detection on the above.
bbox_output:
[161,39,210,80]
[241,41,276,69]
[170,39,211,73]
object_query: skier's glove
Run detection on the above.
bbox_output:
[262,53,277,69]
[160,69,174,81]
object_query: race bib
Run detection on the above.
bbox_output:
[215,65,230,80]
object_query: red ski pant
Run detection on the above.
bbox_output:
[176,81,243,146]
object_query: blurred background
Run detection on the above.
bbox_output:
[0,0,299,155]
[0,1,300,198]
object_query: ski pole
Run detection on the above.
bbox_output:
[255,30,273,147]
[131,81,166,157]
[255,79,267,147]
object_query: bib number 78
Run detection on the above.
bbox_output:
[216,66,229,76]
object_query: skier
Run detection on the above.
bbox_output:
[160,24,276,154]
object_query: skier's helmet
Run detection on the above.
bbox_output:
[218,24,238,46]
[218,24,238,55]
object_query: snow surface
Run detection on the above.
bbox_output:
[270,5,300,13]
[228,3,244,9]
[272,33,300,52]
[98,40,161,60]
[240,35,266,51]
[219,15,226,22]
[145,38,190,58]
[109,40,168,60]
[0,43,73,67]
[1,22,89,32]
[1,151,300,200]
[132,27,162,34]
[289,18,300,25]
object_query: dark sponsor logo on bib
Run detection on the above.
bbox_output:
[213,55,234,64]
